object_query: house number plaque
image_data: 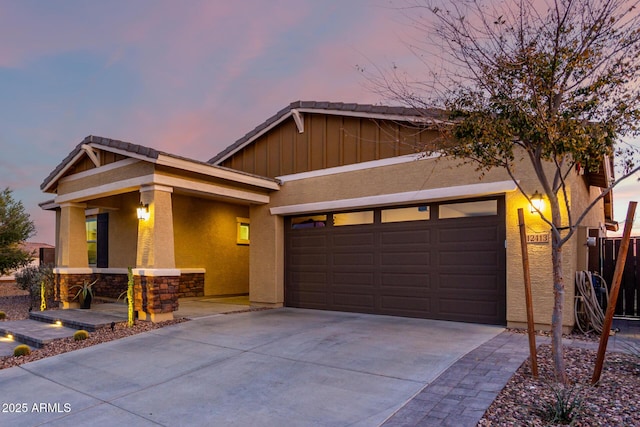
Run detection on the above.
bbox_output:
[526,232,550,244]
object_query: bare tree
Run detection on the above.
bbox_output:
[367,0,640,382]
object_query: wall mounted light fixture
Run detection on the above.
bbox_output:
[136,203,150,220]
[530,191,544,213]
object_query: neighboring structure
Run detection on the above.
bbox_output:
[0,242,55,284]
[40,101,615,330]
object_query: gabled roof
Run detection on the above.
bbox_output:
[41,135,279,194]
[208,100,445,165]
[41,135,161,192]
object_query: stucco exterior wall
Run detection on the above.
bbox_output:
[249,204,284,306]
[173,195,250,296]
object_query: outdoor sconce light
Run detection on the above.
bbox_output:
[530,191,544,213]
[136,203,150,220]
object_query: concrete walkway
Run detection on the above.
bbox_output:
[0,296,253,356]
[0,309,503,427]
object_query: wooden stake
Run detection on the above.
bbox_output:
[592,201,637,385]
[518,208,538,378]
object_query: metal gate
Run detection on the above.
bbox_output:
[601,237,640,317]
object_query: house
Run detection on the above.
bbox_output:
[0,242,55,284]
[40,101,614,330]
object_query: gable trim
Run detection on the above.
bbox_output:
[41,150,87,193]
[59,158,141,185]
[212,110,297,164]
[269,180,518,215]
[81,144,101,167]
[55,173,271,205]
[156,153,279,190]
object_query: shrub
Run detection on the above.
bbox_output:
[0,311,5,320]
[15,264,55,309]
[13,344,31,357]
[534,382,584,424]
[73,330,89,341]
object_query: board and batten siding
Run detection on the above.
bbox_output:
[219,114,438,178]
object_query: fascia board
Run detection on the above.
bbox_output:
[270,180,518,215]
[156,154,279,190]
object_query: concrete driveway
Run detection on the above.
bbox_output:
[0,308,502,426]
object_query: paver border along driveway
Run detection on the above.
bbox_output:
[0,308,502,427]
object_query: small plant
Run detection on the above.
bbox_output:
[69,279,97,308]
[117,268,135,327]
[40,280,46,311]
[73,330,89,341]
[0,311,5,320]
[13,344,31,357]
[619,340,640,370]
[126,267,134,327]
[534,382,584,425]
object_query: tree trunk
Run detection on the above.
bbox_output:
[550,195,567,383]
[551,240,567,383]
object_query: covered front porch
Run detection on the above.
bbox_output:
[40,136,280,322]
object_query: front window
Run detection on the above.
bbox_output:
[333,211,374,226]
[86,217,97,266]
[438,200,498,219]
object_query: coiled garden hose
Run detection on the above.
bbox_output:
[574,271,609,335]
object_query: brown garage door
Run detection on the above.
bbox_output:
[285,197,506,325]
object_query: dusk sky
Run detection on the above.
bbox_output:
[1,0,638,245]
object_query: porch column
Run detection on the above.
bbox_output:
[134,185,179,322]
[249,204,284,307]
[57,202,88,268]
[55,203,92,309]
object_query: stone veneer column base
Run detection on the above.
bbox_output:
[133,268,180,323]
[54,268,94,310]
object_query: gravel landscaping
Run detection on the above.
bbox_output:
[478,344,640,426]
[1,282,639,426]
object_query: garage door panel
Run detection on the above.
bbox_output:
[289,234,327,249]
[333,272,375,286]
[333,232,375,247]
[381,229,430,245]
[381,272,430,287]
[438,273,500,291]
[290,253,328,267]
[438,225,499,243]
[331,293,375,310]
[285,198,506,325]
[381,251,430,266]
[290,271,327,284]
[289,291,328,308]
[437,298,501,322]
[380,295,432,314]
[333,252,375,266]
[439,250,498,266]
